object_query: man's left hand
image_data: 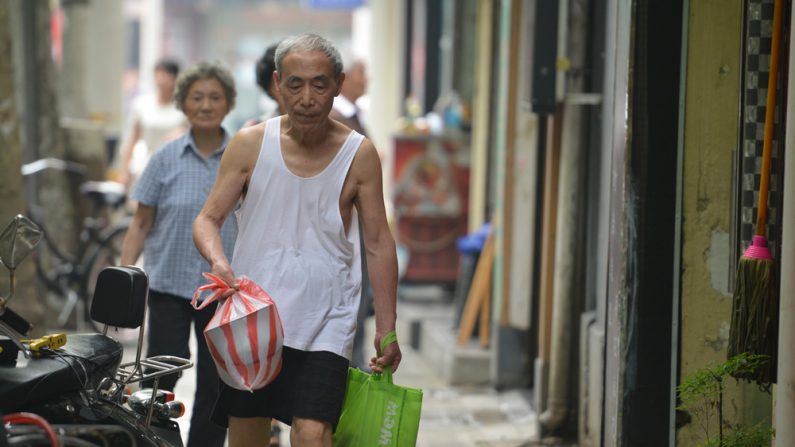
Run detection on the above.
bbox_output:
[370,334,402,373]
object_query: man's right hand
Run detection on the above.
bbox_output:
[193,125,260,300]
[212,262,238,300]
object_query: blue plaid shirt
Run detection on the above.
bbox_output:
[132,130,237,299]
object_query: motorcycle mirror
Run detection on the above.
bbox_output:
[0,216,39,359]
[0,215,42,270]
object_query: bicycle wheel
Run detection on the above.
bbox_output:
[83,224,132,334]
[32,221,84,330]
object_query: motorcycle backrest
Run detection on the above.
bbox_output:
[90,266,148,329]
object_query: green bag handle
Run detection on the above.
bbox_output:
[374,330,398,383]
[379,330,398,354]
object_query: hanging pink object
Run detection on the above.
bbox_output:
[742,235,773,261]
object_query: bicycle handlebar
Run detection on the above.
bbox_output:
[21,158,87,177]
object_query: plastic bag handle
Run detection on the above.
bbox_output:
[191,272,233,310]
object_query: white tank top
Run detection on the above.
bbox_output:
[231,116,363,359]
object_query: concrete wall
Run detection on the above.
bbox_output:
[59,0,123,129]
[678,0,771,444]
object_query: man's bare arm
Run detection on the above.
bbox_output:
[353,139,401,372]
[193,125,262,287]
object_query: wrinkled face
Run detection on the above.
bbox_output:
[275,50,343,131]
[154,68,177,98]
[182,77,229,131]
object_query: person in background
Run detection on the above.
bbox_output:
[329,57,368,136]
[193,34,402,447]
[118,59,187,188]
[330,57,373,371]
[244,42,284,127]
[119,61,237,447]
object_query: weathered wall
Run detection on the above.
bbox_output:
[0,1,44,333]
[3,0,81,332]
[679,0,771,444]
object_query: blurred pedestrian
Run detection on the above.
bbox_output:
[118,59,187,189]
[331,57,373,371]
[244,42,284,127]
[193,34,402,447]
[120,61,238,447]
[329,57,368,136]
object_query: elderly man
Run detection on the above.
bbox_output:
[193,34,402,447]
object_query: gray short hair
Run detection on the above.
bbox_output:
[274,34,343,79]
[174,61,237,111]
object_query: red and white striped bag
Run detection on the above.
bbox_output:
[192,272,284,392]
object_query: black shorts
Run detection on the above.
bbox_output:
[211,346,349,430]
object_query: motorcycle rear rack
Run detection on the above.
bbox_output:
[115,354,193,385]
[110,354,193,427]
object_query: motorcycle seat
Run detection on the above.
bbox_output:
[0,333,122,412]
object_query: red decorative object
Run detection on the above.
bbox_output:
[392,134,470,283]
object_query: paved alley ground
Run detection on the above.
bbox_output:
[117,285,541,446]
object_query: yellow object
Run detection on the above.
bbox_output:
[24,333,68,353]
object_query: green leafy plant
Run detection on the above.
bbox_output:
[676,353,774,447]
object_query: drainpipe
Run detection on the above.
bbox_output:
[540,0,588,432]
[774,4,795,443]
[535,109,562,424]
[539,100,583,431]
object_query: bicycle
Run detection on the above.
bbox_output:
[21,158,132,333]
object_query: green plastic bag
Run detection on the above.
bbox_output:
[333,331,423,446]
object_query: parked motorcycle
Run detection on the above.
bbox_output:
[0,214,192,446]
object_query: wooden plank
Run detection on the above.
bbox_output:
[456,279,484,346]
[458,233,495,346]
[479,251,493,347]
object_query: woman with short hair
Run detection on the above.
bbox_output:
[120,61,238,447]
